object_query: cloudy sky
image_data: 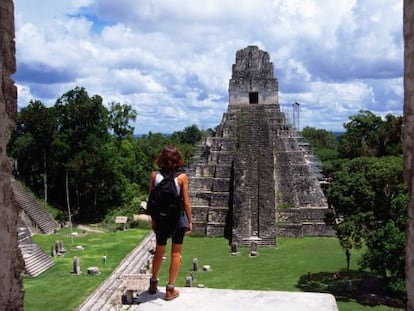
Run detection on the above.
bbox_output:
[13,0,403,134]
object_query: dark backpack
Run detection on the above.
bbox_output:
[147,170,183,229]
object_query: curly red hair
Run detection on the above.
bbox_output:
[156,145,184,170]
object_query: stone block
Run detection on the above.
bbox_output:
[189,177,214,190]
[210,192,230,206]
[207,207,228,223]
[212,178,230,192]
[217,151,233,163]
[206,223,225,237]
[214,164,232,178]
[121,274,151,294]
[190,192,211,206]
[203,165,217,177]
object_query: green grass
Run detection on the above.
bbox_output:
[158,236,404,311]
[24,231,404,311]
[173,237,354,290]
[24,227,148,311]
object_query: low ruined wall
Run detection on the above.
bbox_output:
[276,207,330,223]
[276,208,335,237]
[0,0,24,310]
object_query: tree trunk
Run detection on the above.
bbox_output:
[43,151,47,203]
[66,170,73,243]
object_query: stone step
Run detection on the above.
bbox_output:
[276,223,335,238]
[26,257,54,277]
[19,243,54,277]
[192,163,232,178]
[189,177,230,192]
[237,238,276,247]
[77,232,156,311]
[12,180,60,235]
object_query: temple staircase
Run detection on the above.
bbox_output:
[11,179,59,276]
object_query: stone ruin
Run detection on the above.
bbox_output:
[0,2,57,306]
[0,0,25,310]
[404,1,414,309]
[0,2,413,308]
[188,46,333,247]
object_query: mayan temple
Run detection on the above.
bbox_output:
[188,46,333,247]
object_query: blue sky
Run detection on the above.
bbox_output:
[13,0,403,134]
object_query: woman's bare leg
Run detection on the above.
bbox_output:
[168,243,182,285]
[152,244,166,279]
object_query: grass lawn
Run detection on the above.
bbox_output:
[159,236,404,311]
[24,230,404,311]
[24,227,148,311]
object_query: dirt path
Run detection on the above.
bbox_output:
[77,224,105,233]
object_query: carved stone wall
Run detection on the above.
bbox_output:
[189,46,330,246]
[0,0,24,310]
[231,104,277,246]
[229,46,278,106]
[403,1,414,310]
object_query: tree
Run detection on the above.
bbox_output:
[338,110,383,158]
[8,86,206,224]
[53,87,113,220]
[301,126,338,150]
[108,102,137,139]
[326,156,407,293]
[380,114,403,156]
[301,126,338,161]
[171,124,203,145]
[8,100,56,201]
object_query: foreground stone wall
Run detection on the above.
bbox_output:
[0,0,24,310]
[404,1,414,310]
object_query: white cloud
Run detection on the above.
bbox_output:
[13,0,403,134]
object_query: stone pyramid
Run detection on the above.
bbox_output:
[188,46,332,247]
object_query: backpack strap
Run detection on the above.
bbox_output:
[156,168,185,196]
[173,169,185,206]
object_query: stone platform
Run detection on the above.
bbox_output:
[77,232,339,311]
[124,287,338,311]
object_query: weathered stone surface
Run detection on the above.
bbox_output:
[404,1,414,309]
[229,46,278,107]
[0,1,24,310]
[87,267,100,275]
[189,46,330,246]
[135,288,339,311]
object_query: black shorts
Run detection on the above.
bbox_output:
[155,228,185,246]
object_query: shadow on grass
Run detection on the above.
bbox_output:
[296,269,405,309]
